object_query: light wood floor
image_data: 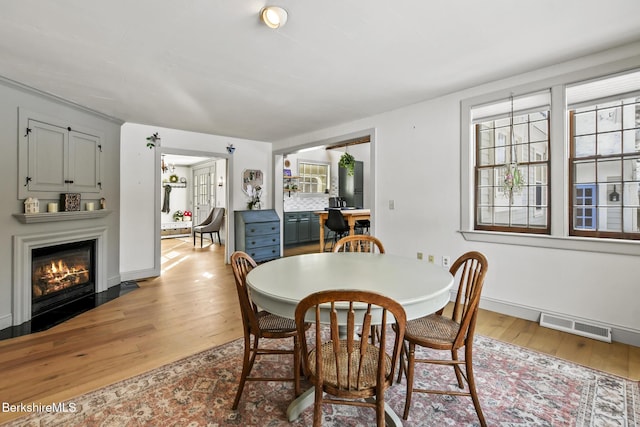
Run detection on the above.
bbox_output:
[0,238,638,423]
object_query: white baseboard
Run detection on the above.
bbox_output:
[120,268,159,282]
[477,295,640,347]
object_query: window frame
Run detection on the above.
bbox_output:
[568,97,640,240]
[473,109,551,234]
[297,160,330,194]
[459,60,640,257]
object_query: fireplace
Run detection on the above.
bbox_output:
[12,226,109,326]
[31,240,96,319]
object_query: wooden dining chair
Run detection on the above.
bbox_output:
[295,289,406,427]
[333,234,386,344]
[333,235,385,254]
[230,251,308,410]
[397,251,488,426]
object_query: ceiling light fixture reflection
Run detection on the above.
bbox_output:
[260,6,288,29]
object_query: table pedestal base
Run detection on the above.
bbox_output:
[286,387,403,426]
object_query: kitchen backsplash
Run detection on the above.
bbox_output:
[284,175,338,212]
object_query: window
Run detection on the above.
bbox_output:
[473,93,550,233]
[569,95,640,239]
[461,67,640,254]
[298,161,329,193]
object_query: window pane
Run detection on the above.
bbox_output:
[597,106,622,132]
[622,100,640,129]
[478,128,494,149]
[597,132,621,155]
[597,159,621,181]
[574,111,595,135]
[574,135,596,157]
[598,206,622,231]
[529,142,548,161]
[622,130,640,153]
[623,207,640,232]
[574,161,596,183]
[529,207,548,227]
[622,182,640,206]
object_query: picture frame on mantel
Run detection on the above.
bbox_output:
[60,193,81,211]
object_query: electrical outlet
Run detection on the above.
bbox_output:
[389,200,395,210]
[428,255,434,263]
[417,252,423,260]
[442,256,451,268]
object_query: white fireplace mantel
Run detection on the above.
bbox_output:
[12,226,108,326]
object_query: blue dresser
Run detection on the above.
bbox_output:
[234,209,281,262]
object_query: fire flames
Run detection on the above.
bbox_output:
[32,258,90,298]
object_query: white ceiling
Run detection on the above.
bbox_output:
[1,1,640,142]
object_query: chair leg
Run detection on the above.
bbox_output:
[232,333,253,410]
[375,388,385,427]
[402,342,416,420]
[293,335,301,396]
[313,383,323,427]
[193,231,196,246]
[216,231,221,245]
[451,348,465,388]
[397,340,407,384]
[465,345,487,427]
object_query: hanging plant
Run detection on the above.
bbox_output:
[146,132,160,149]
[339,152,356,176]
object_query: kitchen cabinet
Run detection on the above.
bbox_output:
[284,211,320,245]
[339,160,363,207]
[235,209,281,262]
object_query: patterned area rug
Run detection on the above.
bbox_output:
[6,335,639,426]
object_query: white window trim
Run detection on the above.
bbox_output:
[460,59,640,257]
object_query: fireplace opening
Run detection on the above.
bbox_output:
[31,240,96,319]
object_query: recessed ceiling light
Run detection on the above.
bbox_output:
[260,6,288,29]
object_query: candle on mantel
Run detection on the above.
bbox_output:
[47,203,58,213]
[86,202,95,211]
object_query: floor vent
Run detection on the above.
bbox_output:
[539,312,612,343]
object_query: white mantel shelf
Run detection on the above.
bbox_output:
[13,210,112,224]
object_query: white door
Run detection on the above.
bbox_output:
[193,165,216,225]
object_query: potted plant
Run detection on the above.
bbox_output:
[339,152,355,176]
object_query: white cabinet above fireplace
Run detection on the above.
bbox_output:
[18,108,103,199]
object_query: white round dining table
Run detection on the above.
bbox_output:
[246,252,454,322]
[245,252,454,426]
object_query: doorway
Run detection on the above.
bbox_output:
[157,150,229,273]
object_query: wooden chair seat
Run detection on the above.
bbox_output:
[256,311,298,335]
[405,314,460,348]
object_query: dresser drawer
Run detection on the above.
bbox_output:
[245,234,280,249]
[245,221,279,237]
[247,245,280,262]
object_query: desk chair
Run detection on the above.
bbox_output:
[397,251,488,426]
[295,290,406,427]
[324,208,350,251]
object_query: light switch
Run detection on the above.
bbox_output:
[389,200,395,210]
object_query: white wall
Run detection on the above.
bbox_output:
[273,43,640,345]
[120,123,271,279]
